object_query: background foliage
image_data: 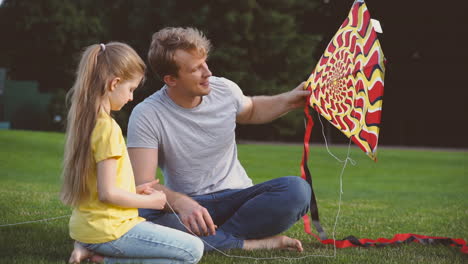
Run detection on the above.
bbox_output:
[0,0,327,140]
[2,0,466,147]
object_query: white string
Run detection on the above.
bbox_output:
[316,113,355,258]
[164,117,355,260]
[317,113,356,166]
[0,214,69,227]
[0,114,354,260]
[165,202,337,260]
[330,137,353,257]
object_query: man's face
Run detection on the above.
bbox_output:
[172,49,212,97]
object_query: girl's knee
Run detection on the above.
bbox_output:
[186,236,204,263]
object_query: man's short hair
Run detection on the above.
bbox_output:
[148,27,211,79]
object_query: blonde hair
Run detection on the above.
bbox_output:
[60,42,145,206]
[148,27,211,79]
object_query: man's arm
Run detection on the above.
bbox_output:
[236,82,310,124]
[128,147,216,236]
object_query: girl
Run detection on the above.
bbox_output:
[60,42,204,264]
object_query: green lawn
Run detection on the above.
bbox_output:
[0,130,466,263]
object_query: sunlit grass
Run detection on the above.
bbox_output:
[0,130,466,263]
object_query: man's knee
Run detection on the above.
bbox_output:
[284,176,311,214]
[265,176,311,231]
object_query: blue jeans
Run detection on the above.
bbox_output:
[140,176,311,251]
[79,221,204,264]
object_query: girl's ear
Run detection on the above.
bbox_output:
[163,75,177,87]
[108,77,121,92]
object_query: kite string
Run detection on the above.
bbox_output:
[0,214,70,227]
[316,112,354,259]
[161,113,354,260]
[165,200,338,260]
[317,113,356,166]
[0,114,354,261]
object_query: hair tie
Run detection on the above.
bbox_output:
[100,43,106,51]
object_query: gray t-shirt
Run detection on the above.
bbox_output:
[127,76,253,196]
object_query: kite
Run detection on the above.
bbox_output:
[300,0,467,254]
[305,0,385,161]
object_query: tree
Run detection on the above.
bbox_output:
[0,0,104,92]
[1,0,323,140]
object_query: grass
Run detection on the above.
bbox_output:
[0,130,467,263]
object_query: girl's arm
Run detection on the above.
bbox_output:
[97,158,166,210]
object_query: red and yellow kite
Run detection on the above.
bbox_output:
[305,0,385,161]
[301,0,467,253]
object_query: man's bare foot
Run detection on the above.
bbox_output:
[68,241,104,263]
[243,235,303,252]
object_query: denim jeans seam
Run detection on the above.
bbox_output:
[80,242,98,252]
[141,177,305,252]
[107,240,125,256]
[123,233,199,262]
[195,185,272,203]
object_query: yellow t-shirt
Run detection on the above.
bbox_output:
[69,110,145,243]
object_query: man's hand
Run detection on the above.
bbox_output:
[284,81,310,109]
[173,196,216,236]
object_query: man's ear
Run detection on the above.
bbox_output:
[108,77,121,92]
[163,75,177,87]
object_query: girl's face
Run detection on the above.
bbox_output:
[108,75,143,111]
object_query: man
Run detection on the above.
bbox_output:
[127,27,312,252]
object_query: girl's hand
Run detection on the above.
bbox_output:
[148,190,167,210]
[136,179,159,195]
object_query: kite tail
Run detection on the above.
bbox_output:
[301,93,327,240]
[318,233,468,253]
[300,93,467,254]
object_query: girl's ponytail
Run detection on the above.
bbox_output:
[60,44,103,206]
[60,42,145,206]
[60,42,146,206]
